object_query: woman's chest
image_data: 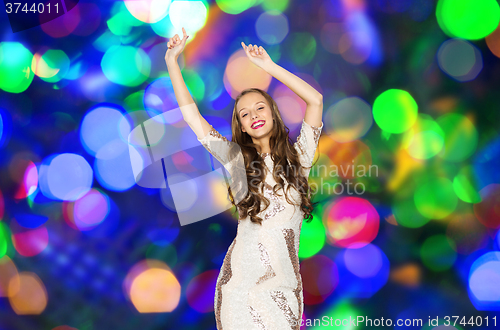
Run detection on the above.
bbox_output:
[261,165,301,206]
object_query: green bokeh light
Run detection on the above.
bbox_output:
[39,50,70,83]
[299,210,325,259]
[101,45,151,87]
[215,0,257,15]
[310,300,358,329]
[107,2,144,36]
[420,234,457,271]
[124,90,146,112]
[453,165,481,203]
[403,114,445,160]
[262,0,289,12]
[107,12,133,36]
[436,0,500,40]
[309,154,342,204]
[414,177,458,219]
[437,113,478,162]
[184,69,205,101]
[0,223,7,258]
[393,198,430,228]
[0,222,12,258]
[373,89,418,134]
[289,32,316,66]
[0,42,35,93]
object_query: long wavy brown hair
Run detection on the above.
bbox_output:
[225,87,319,225]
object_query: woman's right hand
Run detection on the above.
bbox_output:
[165,27,189,64]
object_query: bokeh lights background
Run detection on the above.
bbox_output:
[1,0,500,329]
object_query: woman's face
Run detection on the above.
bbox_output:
[237,92,273,137]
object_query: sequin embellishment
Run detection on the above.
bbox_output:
[248,305,268,329]
[270,290,300,329]
[295,121,322,159]
[295,130,306,157]
[310,124,322,144]
[283,228,303,328]
[209,125,230,142]
[200,126,232,162]
[256,243,276,284]
[215,239,236,330]
[263,182,285,221]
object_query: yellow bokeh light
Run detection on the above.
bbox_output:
[224,50,272,98]
[31,52,60,78]
[401,114,445,160]
[210,174,233,211]
[387,149,425,192]
[0,256,20,297]
[130,268,181,313]
[8,272,48,315]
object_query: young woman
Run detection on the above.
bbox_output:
[166,27,323,330]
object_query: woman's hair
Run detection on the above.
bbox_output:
[226,87,319,225]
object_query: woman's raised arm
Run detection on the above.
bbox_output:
[241,42,323,128]
[165,27,212,140]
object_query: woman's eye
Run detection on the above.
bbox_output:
[242,114,247,117]
[258,107,263,110]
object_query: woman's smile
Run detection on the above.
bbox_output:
[251,120,265,129]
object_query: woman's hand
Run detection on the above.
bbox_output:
[241,42,274,70]
[165,27,189,64]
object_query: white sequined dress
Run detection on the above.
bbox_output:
[197,119,323,330]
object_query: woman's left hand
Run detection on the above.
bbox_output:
[241,42,274,70]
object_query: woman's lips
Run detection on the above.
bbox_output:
[252,120,265,129]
